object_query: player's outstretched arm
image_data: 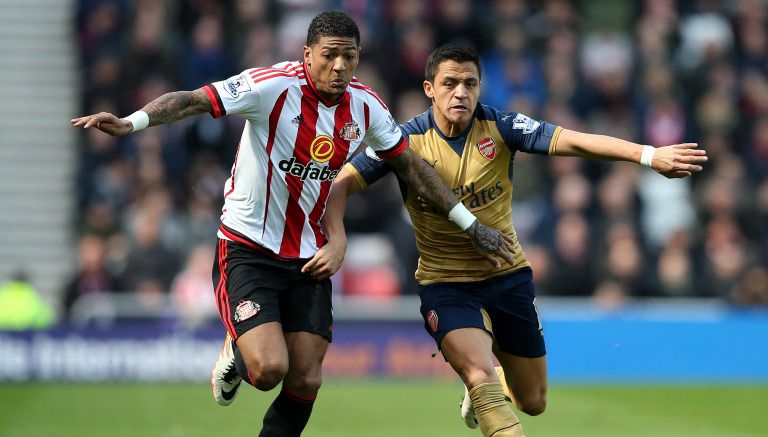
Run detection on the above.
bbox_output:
[553,129,708,178]
[385,148,515,268]
[302,167,363,280]
[70,88,213,136]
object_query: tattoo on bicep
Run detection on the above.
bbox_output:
[142,90,212,126]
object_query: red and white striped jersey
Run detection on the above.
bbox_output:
[202,61,407,259]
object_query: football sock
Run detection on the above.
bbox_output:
[259,389,317,437]
[469,382,525,437]
[494,366,514,400]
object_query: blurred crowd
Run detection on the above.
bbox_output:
[67,0,768,322]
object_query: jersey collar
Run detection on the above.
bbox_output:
[428,105,477,142]
[302,62,350,107]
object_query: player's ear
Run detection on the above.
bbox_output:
[423,80,434,99]
[303,46,312,66]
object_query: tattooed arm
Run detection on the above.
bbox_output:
[70,88,213,136]
[385,147,516,268]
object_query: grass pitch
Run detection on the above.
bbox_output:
[0,380,766,436]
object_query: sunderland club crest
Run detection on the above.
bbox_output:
[338,121,360,141]
[234,300,261,323]
[477,137,496,160]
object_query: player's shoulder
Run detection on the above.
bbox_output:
[348,77,389,110]
[241,61,305,86]
[400,108,433,137]
[475,103,506,122]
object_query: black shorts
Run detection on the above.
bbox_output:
[212,239,333,342]
[418,268,545,358]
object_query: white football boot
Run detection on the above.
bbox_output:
[460,385,479,428]
[211,332,242,406]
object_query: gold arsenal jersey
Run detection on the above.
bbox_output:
[345,104,562,285]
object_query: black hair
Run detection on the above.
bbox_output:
[424,44,481,82]
[306,10,361,47]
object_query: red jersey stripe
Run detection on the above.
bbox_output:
[220,224,298,261]
[308,95,353,247]
[215,239,237,339]
[252,72,303,84]
[224,142,241,199]
[248,66,281,76]
[349,82,388,109]
[203,84,224,118]
[261,89,290,237]
[279,87,318,257]
[376,135,408,159]
[249,64,302,79]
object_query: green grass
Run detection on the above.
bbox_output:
[0,381,766,436]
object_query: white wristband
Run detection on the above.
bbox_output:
[448,202,477,231]
[123,110,149,132]
[640,145,655,168]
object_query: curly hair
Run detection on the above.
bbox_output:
[306,10,361,47]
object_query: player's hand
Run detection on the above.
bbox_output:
[70,112,134,136]
[466,221,515,268]
[301,237,347,280]
[650,143,708,179]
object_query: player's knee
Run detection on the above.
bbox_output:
[516,392,546,416]
[284,365,323,395]
[459,365,497,389]
[245,358,288,391]
[290,372,323,394]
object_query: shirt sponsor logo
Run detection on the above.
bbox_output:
[310,135,334,163]
[339,121,360,141]
[477,137,497,160]
[224,74,252,98]
[512,113,540,134]
[234,300,260,323]
[419,181,505,213]
[278,157,339,181]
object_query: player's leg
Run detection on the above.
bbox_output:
[441,328,525,437]
[488,268,548,416]
[494,354,547,416]
[234,322,289,390]
[259,272,333,436]
[420,283,524,437]
[258,331,329,437]
[210,239,290,405]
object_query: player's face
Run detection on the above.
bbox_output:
[304,36,360,102]
[424,60,480,134]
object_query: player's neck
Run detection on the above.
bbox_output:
[319,93,342,103]
[433,109,470,138]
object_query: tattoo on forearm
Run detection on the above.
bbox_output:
[142,90,211,126]
[390,150,456,214]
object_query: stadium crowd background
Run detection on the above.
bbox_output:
[59,0,768,323]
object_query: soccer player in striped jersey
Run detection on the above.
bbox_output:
[71,14,516,436]
[322,45,708,436]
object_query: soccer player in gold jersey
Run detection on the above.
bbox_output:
[307,44,707,436]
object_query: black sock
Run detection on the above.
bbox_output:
[259,389,317,437]
[233,344,253,386]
